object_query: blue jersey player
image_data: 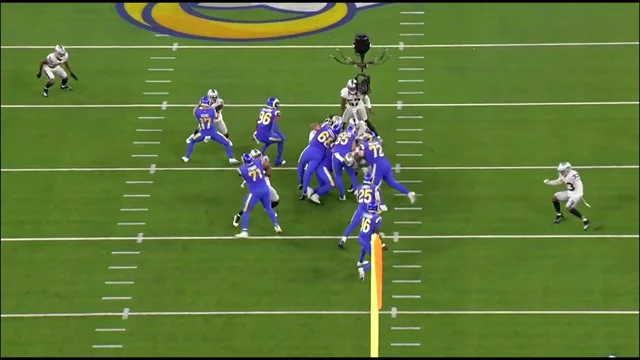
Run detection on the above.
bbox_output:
[332,127,359,200]
[253,97,286,166]
[338,173,387,250]
[186,89,231,144]
[356,199,386,281]
[182,107,239,165]
[355,140,417,208]
[235,153,282,238]
[298,121,341,200]
[307,147,336,204]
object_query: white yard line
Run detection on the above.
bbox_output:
[2,234,636,242]
[5,165,635,173]
[2,101,638,109]
[3,41,637,50]
[3,310,637,318]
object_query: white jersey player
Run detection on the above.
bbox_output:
[544,162,591,230]
[233,149,280,227]
[340,79,373,126]
[37,45,77,98]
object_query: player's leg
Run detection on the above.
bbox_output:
[267,184,280,211]
[182,132,205,162]
[54,67,71,91]
[214,115,231,142]
[209,131,238,164]
[566,195,590,230]
[302,157,323,199]
[339,209,363,248]
[311,167,335,203]
[297,146,311,190]
[258,192,280,231]
[341,107,355,128]
[370,164,388,210]
[331,155,347,200]
[552,191,570,223]
[357,241,372,280]
[357,107,379,138]
[42,67,56,97]
[311,166,327,200]
[268,134,286,166]
[236,193,258,237]
[345,166,358,193]
[381,165,416,204]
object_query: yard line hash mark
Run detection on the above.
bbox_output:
[2,165,637,173]
[2,42,638,50]
[93,345,123,349]
[150,56,175,60]
[3,101,638,109]
[138,116,164,120]
[147,68,173,72]
[133,141,160,145]
[142,92,169,95]
[392,295,422,299]
[95,328,126,332]
[111,251,140,255]
[108,266,137,270]
[119,208,148,212]
[122,194,150,198]
[391,343,421,347]
[145,80,171,83]
[116,222,146,226]
[2,234,637,242]
[393,280,422,284]
[101,297,132,300]
[3,310,637,319]
[126,181,153,184]
[391,327,421,330]
[105,281,134,285]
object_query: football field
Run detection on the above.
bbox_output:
[1,3,639,357]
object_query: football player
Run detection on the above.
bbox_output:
[340,79,380,138]
[36,45,77,98]
[544,162,591,230]
[187,89,232,145]
[233,149,281,226]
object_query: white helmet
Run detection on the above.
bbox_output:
[557,162,572,176]
[54,45,66,58]
[207,89,218,100]
[249,149,262,158]
[346,79,357,94]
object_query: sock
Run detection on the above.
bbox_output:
[61,78,68,87]
[224,133,230,140]
[270,201,279,209]
[552,200,561,214]
[365,120,380,137]
[193,128,199,136]
[236,210,244,216]
[275,141,284,163]
[358,248,366,263]
[45,82,53,89]
[569,208,583,219]
[261,142,271,155]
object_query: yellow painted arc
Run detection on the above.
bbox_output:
[124,3,151,27]
[150,3,350,39]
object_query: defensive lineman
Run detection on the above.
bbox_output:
[340,79,380,137]
[37,45,78,98]
[187,89,231,145]
[544,162,591,230]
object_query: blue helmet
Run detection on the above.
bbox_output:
[363,172,373,184]
[266,97,280,109]
[366,199,379,213]
[241,153,254,165]
[331,121,343,134]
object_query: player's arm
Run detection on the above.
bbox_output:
[63,61,78,80]
[263,162,272,178]
[544,176,563,186]
[215,100,224,112]
[310,122,321,131]
[340,96,347,114]
[36,59,47,77]
[363,95,374,115]
[572,174,584,194]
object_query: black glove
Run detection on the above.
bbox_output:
[36,73,41,79]
[70,72,78,81]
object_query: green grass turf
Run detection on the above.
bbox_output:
[1,2,638,357]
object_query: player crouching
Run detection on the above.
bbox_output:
[37,45,77,98]
[544,162,591,230]
[233,149,280,226]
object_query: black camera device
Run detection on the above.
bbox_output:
[353,33,371,64]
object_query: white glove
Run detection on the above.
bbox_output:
[543,179,550,185]
[240,181,246,188]
[203,136,211,143]
[252,132,260,144]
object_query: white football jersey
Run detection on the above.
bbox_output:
[45,52,68,68]
[340,87,371,108]
[558,170,584,196]
[212,97,224,110]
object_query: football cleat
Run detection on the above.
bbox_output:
[181,156,189,163]
[274,225,282,233]
[583,219,590,231]
[235,231,249,238]
[554,214,564,224]
[358,267,365,281]
[228,158,240,165]
[408,192,417,204]
[310,194,321,204]
[338,239,345,249]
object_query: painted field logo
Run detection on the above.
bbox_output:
[116,3,385,42]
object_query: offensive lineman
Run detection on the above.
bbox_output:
[340,79,380,138]
[544,162,591,230]
[37,45,78,98]
[233,148,281,226]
